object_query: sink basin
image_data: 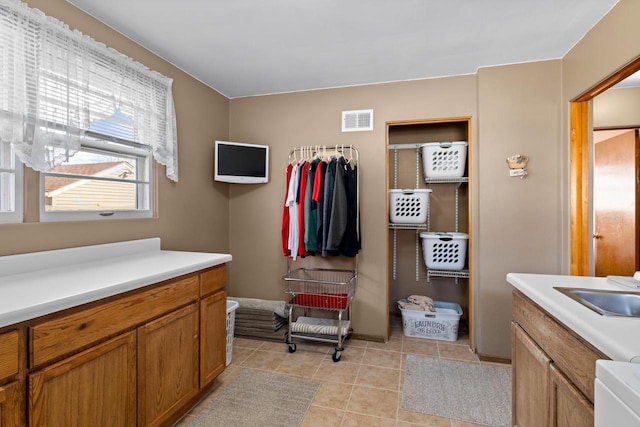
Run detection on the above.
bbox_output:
[554,287,640,317]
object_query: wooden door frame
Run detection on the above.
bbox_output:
[570,56,640,275]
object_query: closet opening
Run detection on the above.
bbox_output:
[386,118,473,348]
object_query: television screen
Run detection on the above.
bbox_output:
[214,140,269,184]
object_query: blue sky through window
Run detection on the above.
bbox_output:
[89,109,134,141]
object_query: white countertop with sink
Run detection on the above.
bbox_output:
[0,238,232,328]
[507,273,640,363]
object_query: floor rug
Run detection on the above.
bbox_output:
[188,369,320,427]
[401,355,511,427]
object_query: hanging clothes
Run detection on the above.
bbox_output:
[297,161,310,257]
[286,163,300,260]
[339,161,360,257]
[321,157,337,256]
[282,146,360,259]
[327,156,348,252]
[281,163,293,256]
[304,158,321,253]
[313,160,326,252]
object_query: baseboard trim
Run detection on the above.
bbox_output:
[477,354,511,365]
[350,333,385,343]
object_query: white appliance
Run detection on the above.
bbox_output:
[595,360,640,426]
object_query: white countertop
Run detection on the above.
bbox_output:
[507,273,640,363]
[0,238,232,328]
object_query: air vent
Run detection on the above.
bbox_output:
[342,109,373,132]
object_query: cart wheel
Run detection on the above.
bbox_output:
[288,343,297,353]
[332,349,342,362]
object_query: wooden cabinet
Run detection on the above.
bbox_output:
[0,330,21,427]
[138,304,199,427]
[511,322,550,427]
[200,265,226,296]
[200,291,226,386]
[29,332,137,427]
[512,290,605,427]
[0,331,19,382]
[2,264,228,427]
[200,264,228,386]
[549,364,594,427]
[30,275,199,368]
[0,381,21,427]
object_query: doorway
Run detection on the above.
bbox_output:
[570,56,640,275]
[592,129,640,276]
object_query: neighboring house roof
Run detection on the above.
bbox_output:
[45,162,134,195]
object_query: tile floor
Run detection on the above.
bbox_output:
[176,321,509,427]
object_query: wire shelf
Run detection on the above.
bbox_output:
[389,223,428,230]
[425,177,469,185]
[426,268,469,283]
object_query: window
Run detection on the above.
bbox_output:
[40,133,153,221]
[39,108,153,220]
[0,0,177,221]
[0,141,23,223]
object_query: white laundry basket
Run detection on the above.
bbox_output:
[398,300,463,341]
[420,232,468,270]
[389,189,432,224]
[421,141,468,178]
[226,300,239,366]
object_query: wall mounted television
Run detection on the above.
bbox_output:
[214,140,269,184]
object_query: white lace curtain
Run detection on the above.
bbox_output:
[0,0,179,181]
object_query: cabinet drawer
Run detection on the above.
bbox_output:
[512,290,607,403]
[200,265,226,296]
[31,275,199,368]
[0,330,19,381]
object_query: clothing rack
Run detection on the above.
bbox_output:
[288,144,359,166]
[283,144,360,362]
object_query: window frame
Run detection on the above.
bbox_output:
[39,133,154,222]
[0,153,24,224]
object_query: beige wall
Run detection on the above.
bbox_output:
[0,0,231,256]
[477,60,563,358]
[593,86,640,128]
[563,0,640,102]
[228,76,477,340]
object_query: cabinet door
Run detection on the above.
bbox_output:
[138,303,199,427]
[29,331,137,427]
[549,363,594,427]
[200,291,226,386]
[0,331,19,383]
[0,380,21,427]
[512,322,551,427]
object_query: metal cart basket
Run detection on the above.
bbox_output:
[284,267,357,362]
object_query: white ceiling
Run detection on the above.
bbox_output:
[66,0,619,99]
